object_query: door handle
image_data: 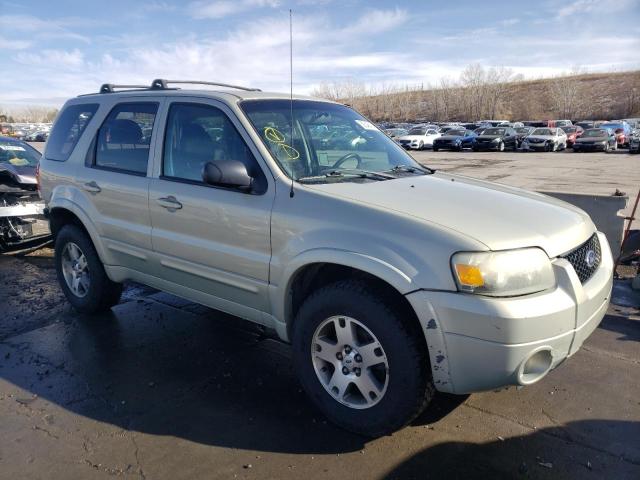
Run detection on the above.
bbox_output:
[157,196,183,210]
[83,181,101,194]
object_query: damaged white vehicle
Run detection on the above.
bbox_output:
[521,127,568,152]
[0,137,50,252]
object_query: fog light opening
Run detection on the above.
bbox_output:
[520,349,553,385]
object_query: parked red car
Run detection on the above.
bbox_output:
[560,125,584,148]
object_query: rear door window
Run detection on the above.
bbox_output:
[94,103,158,175]
[45,103,99,161]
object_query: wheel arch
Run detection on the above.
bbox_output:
[278,253,424,346]
[47,200,109,264]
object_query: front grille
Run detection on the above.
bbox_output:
[561,233,601,283]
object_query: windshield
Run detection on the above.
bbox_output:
[0,140,41,166]
[599,123,623,130]
[532,128,554,136]
[240,100,425,181]
[408,127,426,135]
[483,128,505,135]
[385,129,407,136]
[582,129,607,137]
[561,127,577,133]
[515,127,531,134]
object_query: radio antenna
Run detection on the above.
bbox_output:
[289,8,295,198]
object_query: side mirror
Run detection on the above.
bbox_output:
[202,160,253,191]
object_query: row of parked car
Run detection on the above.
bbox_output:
[0,123,51,142]
[383,119,640,154]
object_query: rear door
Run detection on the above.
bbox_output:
[76,99,163,273]
[148,98,274,321]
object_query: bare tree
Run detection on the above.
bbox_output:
[548,66,587,119]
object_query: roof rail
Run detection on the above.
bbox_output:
[151,79,261,92]
[99,83,150,94]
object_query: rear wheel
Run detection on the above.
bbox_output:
[55,225,122,313]
[292,280,434,437]
[433,147,439,152]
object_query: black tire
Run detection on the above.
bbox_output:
[472,146,479,152]
[498,141,504,152]
[432,147,439,152]
[292,280,434,437]
[55,224,122,313]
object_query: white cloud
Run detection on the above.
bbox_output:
[14,49,85,69]
[555,0,637,19]
[0,36,31,50]
[344,8,408,35]
[188,0,281,19]
[0,14,90,43]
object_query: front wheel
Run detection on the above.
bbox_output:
[292,280,434,437]
[55,225,123,313]
[419,142,424,150]
[498,141,505,152]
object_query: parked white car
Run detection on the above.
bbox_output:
[397,126,441,150]
[39,80,613,437]
[521,127,568,152]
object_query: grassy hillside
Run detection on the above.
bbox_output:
[343,70,640,122]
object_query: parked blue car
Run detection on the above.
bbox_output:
[432,129,477,151]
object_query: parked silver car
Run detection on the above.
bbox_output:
[39,80,613,436]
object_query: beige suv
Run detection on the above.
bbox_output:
[39,80,613,436]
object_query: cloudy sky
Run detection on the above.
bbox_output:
[1,0,639,106]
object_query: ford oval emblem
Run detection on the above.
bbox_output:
[585,250,596,268]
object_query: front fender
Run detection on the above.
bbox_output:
[269,246,424,341]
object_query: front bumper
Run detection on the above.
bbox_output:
[474,142,499,150]
[406,231,613,394]
[522,142,549,150]
[573,143,606,151]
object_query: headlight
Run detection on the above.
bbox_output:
[451,248,556,297]
[492,138,500,142]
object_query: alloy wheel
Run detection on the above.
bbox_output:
[311,315,389,409]
[61,242,90,297]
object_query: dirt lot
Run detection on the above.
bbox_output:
[1,146,639,479]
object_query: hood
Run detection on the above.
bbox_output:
[0,163,37,185]
[575,136,606,143]
[437,134,464,141]
[476,134,502,140]
[306,173,594,257]
[399,134,437,141]
[526,135,554,141]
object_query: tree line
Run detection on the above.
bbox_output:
[0,106,59,124]
[311,65,640,122]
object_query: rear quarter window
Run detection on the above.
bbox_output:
[45,103,99,161]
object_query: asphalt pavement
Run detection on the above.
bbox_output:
[0,249,639,480]
[3,144,639,479]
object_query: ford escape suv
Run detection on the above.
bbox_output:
[39,80,613,437]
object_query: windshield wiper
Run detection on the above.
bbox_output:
[330,168,396,180]
[297,168,395,183]
[385,164,435,175]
